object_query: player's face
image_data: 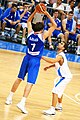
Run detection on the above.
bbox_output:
[57,0,62,5]
[23,5,29,10]
[12,7,17,12]
[54,12,58,18]
[68,13,73,20]
[57,42,65,50]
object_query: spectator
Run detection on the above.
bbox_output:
[66,0,75,12]
[47,0,54,16]
[7,2,13,8]
[14,2,31,44]
[53,0,66,20]
[48,10,65,49]
[1,3,20,39]
[74,2,80,34]
[62,11,80,55]
[0,2,3,29]
[53,0,64,10]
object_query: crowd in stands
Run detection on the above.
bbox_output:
[0,0,80,55]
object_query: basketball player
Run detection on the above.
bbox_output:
[42,41,72,115]
[5,7,57,114]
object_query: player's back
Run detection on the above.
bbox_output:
[26,31,45,57]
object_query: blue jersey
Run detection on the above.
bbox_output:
[48,18,61,28]
[55,18,61,28]
[66,19,73,31]
[26,31,45,58]
[21,11,30,23]
[18,10,30,23]
[1,8,20,21]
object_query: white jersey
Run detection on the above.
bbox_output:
[55,52,72,79]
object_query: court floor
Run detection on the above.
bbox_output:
[0,49,80,120]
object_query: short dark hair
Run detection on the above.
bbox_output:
[53,10,59,13]
[68,11,73,14]
[32,22,44,32]
[23,2,29,6]
[12,3,17,8]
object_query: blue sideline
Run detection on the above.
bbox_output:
[0,40,80,63]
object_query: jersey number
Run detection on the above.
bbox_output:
[31,43,36,51]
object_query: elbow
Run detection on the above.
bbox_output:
[54,23,57,28]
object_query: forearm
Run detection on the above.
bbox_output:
[27,10,36,22]
[56,27,61,30]
[46,12,57,28]
[47,64,55,69]
[15,20,20,23]
[4,18,10,22]
[42,56,55,64]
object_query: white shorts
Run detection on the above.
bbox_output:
[20,22,27,29]
[52,77,71,98]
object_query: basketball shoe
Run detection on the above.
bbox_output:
[42,106,56,115]
[17,102,28,114]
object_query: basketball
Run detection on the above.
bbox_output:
[36,3,46,13]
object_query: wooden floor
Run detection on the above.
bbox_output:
[0,49,80,120]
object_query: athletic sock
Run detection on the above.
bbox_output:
[2,32,4,36]
[8,91,14,99]
[58,103,62,107]
[20,97,26,106]
[14,34,17,38]
[77,46,80,54]
[22,38,25,41]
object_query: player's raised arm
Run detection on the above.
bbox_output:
[42,11,57,40]
[27,9,37,34]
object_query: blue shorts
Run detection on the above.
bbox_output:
[68,33,77,42]
[52,30,62,38]
[2,19,18,29]
[18,54,40,84]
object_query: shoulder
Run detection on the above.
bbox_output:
[58,52,65,58]
[73,19,76,24]
[62,18,67,24]
[56,18,61,22]
[5,8,11,12]
[53,3,57,8]
[27,31,34,38]
[74,6,78,11]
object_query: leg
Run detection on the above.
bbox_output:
[42,92,57,115]
[48,36,54,49]
[17,57,39,114]
[11,78,22,92]
[13,23,21,40]
[1,22,6,35]
[77,34,80,46]
[55,95,63,111]
[59,33,65,42]
[15,23,21,35]
[64,32,69,43]
[5,78,22,105]
[23,83,33,97]
[17,83,33,114]
[22,28,26,45]
[76,34,80,55]
[52,93,58,107]
[58,95,63,103]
